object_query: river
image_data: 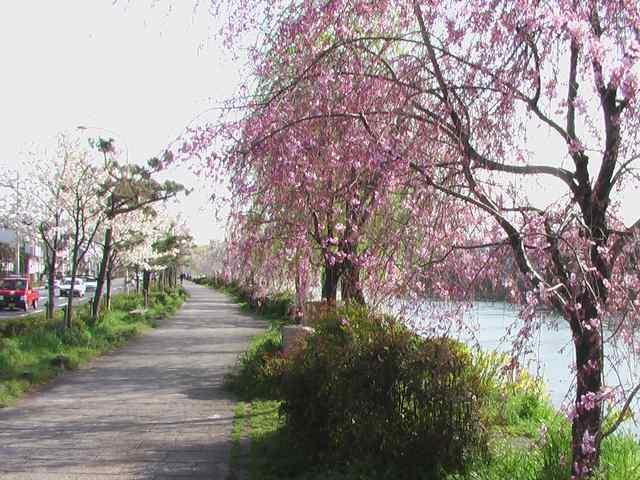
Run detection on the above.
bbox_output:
[438,301,640,437]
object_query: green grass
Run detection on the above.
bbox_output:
[230,401,251,478]
[0,288,186,407]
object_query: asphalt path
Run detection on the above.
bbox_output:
[0,279,126,320]
[0,281,266,479]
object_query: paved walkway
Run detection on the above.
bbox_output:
[0,283,265,480]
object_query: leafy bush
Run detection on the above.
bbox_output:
[258,291,294,318]
[0,314,62,338]
[110,292,144,312]
[224,327,285,400]
[196,275,295,322]
[0,338,22,376]
[279,304,489,477]
[58,325,92,347]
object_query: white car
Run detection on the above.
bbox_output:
[59,277,87,297]
[83,277,98,290]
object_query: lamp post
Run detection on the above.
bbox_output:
[15,171,20,275]
[7,170,22,275]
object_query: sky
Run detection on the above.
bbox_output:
[0,0,238,244]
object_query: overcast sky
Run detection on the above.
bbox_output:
[0,1,237,244]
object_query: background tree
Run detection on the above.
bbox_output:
[0,242,13,273]
[152,218,193,290]
[0,170,35,277]
[189,240,227,278]
[119,209,187,307]
[88,138,186,321]
[191,46,437,306]
[0,135,80,319]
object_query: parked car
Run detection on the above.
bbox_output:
[59,277,87,297]
[0,276,40,311]
[83,277,98,290]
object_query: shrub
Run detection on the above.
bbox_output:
[258,291,294,318]
[224,327,285,400]
[110,293,144,312]
[0,314,61,338]
[59,325,92,348]
[279,305,488,477]
[0,338,22,376]
[196,275,295,322]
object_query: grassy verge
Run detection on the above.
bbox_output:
[232,340,640,479]
[209,279,640,480]
[0,288,186,407]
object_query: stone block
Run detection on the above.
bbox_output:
[302,300,336,327]
[282,325,315,355]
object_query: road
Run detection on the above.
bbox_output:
[0,281,266,479]
[0,278,126,320]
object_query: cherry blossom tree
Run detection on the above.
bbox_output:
[184,47,447,307]
[119,214,164,306]
[221,114,394,304]
[32,138,75,320]
[96,209,152,312]
[57,140,106,327]
[152,218,193,290]
[176,0,640,476]
[118,208,190,307]
[0,134,84,320]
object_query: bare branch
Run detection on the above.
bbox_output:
[601,382,640,441]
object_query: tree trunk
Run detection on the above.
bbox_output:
[321,262,340,303]
[46,247,57,320]
[569,294,604,478]
[340,260,365,305]
[143,270,150,308]
[91,227,113,322]
[295,257,309,310]
[64,235,83,329]
[135,267,140,294]
[105,267,112,311]
[64,270,78,329]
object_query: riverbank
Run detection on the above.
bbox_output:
[0,288,186,407]
[198,278,640,479]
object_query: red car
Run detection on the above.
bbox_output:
[0,276,40,311]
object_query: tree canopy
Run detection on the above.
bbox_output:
[176,1,640,477]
